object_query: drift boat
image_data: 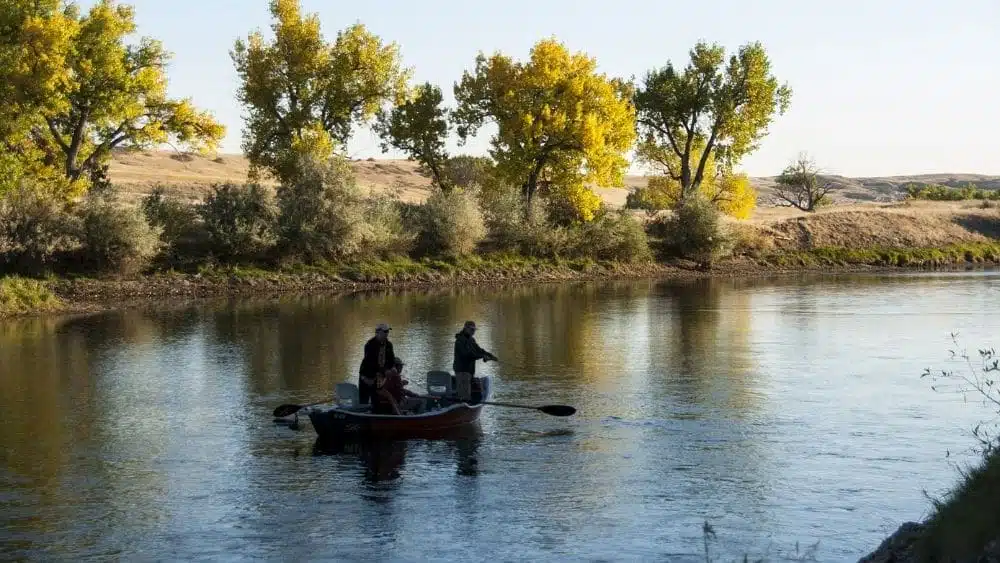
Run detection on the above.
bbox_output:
[306,372,492,441]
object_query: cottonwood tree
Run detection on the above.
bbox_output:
[453,38,636,222]
[232,0,409,182]
[774,153,835,211]
[635,139,758,219]
[374,82,451,190]
[44,1,224,185]
[634,41,791,204]
[0,0,77,195]
[0,0,223,196]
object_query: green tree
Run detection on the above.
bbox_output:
[0,0,77,195]
[41,0,224,186]
[0,0,224,196]
[231,0,409,182]
[453,38,636,222]
[374,82,451,190]
[634,142,757,219]
[635,41,791,203]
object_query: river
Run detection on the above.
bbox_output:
[2,271,999,561]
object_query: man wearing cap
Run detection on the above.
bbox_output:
[359,323,396,405]
[453,321,498,401]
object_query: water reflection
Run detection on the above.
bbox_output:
[311,429,484,483]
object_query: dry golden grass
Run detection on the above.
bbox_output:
[108,150,1000,253]
[109,149,637,206]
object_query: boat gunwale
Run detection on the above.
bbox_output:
[306,375,492,422]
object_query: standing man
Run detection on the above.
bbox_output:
[359,323,396,405]
[453,321,497,401]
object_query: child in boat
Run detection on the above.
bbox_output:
[372,359,421,415]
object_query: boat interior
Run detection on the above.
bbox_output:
[330,371,488,415]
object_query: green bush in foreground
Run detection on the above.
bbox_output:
[276,155,367,262]
[199,183,278,262]
[141,186,207,261]
[78,190,162,276]
[415,189,486,258]
[650,194,731,267]
[575,208,652,262]
[359,191,416,259]
[0,185,78,272]
[0,276,62,316]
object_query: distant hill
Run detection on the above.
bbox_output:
[107,150,1000,208]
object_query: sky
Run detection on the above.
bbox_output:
[82,0,999,177]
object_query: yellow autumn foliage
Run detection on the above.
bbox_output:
[454,38,636,221]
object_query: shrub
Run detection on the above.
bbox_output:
[0,276,62,316]
[625,184,670,214]
[358,190,415,259]
[543,184,603,225]
[476,179,525,249]
[0,184,78,272]
[906,183,1000,201]
[416,189,486,257]
[77,190,162,275]
[277,155,365,262]
[574,208,652,262]
[141,187,206,261]
[443,155,495,189]
[199,183,278,262]
[516,223,575,259]
[651,194,730,267]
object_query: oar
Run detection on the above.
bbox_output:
[416,394,576,417]
[273,397,335,418]
[481,400,576,417]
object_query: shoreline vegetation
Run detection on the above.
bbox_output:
[2,243,999,319]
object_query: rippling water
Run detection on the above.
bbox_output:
[2,271,999,561]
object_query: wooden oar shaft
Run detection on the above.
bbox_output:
[480,400,542,410]
[417,395,543,411]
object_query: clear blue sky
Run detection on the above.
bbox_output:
[87,0,999,177]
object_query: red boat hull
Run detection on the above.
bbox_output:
[307,377,491,440]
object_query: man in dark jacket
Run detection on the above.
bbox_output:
[359,323,396,405]
[453,321,497,400]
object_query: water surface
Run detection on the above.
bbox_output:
[2,271,999,561]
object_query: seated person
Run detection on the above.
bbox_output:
[372,359,422,415]
[393,359,424,413]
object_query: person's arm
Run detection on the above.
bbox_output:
[460,337,486,361]
[470,338,497,362]
[377,387,402,415]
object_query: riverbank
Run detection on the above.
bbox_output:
[861,449,1000,563]
[3,243,1000,320]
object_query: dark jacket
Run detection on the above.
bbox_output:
[360,337,395,380]
[453,331,488,375]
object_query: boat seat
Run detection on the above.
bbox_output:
[425,371,453,397]
[335,382,360,406]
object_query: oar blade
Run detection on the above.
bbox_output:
[273,404,302,418]
[539,404,576,417]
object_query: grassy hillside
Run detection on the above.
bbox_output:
[108,150,1000,209]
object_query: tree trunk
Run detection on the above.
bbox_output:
[523,158,547,224]
[522,180,536,223]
